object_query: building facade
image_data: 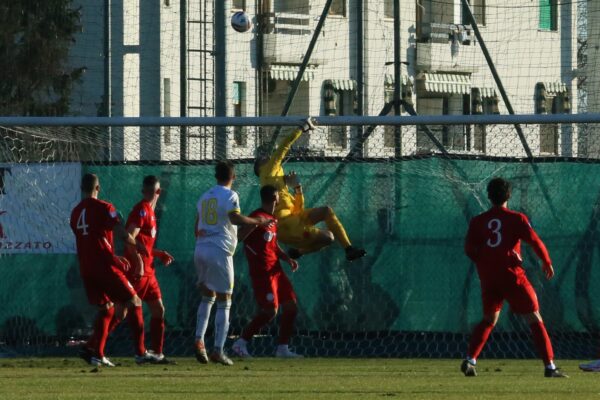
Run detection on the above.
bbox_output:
[69,0,577,160]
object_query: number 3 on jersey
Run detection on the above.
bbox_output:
[486,218,502,247]
[77,209,89,235]
[202,198,218,225]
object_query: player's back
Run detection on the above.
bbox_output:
[466,207,531,281]
[70,197,118,273]
[196,185,240,255]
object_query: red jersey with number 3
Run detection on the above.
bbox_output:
[243,209,279,277]
[70,197,120,274]
[126,200,157,276]
[464,206,552,283]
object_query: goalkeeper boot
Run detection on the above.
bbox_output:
[195,340,209,364]
[461,359,477,377]
[545,367,568,378]
[345,246,366,261]
[209,350,234,366]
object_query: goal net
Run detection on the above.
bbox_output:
[1,116,600,360]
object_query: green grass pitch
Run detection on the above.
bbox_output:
[0,358,598,399]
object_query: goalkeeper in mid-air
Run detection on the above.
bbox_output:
[254,118,366,261]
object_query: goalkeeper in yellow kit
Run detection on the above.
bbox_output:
[254,119,366,261]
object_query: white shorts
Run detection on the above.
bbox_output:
[194,244,234,294]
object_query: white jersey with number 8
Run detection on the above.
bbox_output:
[196,185,241,255]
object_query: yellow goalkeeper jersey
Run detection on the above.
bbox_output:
[258,129,305,219]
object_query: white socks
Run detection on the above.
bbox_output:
[547,362,556,370]
[214,300,232,352]
[195,296,215,342]
[277,344,289,352]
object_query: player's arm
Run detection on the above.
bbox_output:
[153,248,174,266]
[285,171,304,212]
[238,224,258,242]
[262,119,315,176]
[277,242,298,272]
[229,211,270,227]
[520,216,554,279]
[126,224,145,277]
[464,220,479,263]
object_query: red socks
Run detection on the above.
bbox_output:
[278,307,298,345]
[150,317,165,355]
[530,321,554,365]
[467,320,495,360]
[89,306,115,358]
[127,306,146,356]
[242,312,275,342]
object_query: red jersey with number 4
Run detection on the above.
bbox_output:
[70,197,120,274]
[464,206,552,283]
[125,200,157,276]
[243,209,279,277]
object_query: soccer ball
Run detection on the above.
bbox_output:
[231,11,252,33]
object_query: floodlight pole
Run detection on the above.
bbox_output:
[461,0,533,158]
[267,0,335,152]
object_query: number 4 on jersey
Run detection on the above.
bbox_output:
[77,209,89,235]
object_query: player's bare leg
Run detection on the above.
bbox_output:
[306,206,366,261]
[275,301,302,358]
[522,311,567,377]
[462,311,500,376]
[194,285,215,364]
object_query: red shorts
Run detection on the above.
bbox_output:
[133,274,162,302]
[251,269,296,310]
[82,266,136,306]
[481,276,539,315]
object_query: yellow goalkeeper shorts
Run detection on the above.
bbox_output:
[277,209,321,248]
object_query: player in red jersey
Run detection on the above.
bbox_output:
[108,175,175,364]
[70,173,149,367]
[231,185,302,358]
[462,177,567,378]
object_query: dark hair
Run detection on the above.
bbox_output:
[143,175,159,189]
[487,177,512,206]
[81,173,99,193]
[215,161,235,182]
[260,185,278,203]
[254,156,268,177]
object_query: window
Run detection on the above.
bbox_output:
[328,90,354,148]
[164,0,170,6]
[462,0,485,26]
[324,81,356,148]
[331,0,346,16]
[535,83,569,155]
[384,0,394,19]
[416,97,466,153]
[275,0,309,14]
[539,0,557,31]
[233,82,247,146]
[232,0,246,10]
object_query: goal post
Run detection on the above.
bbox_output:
[1,115,600,359]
